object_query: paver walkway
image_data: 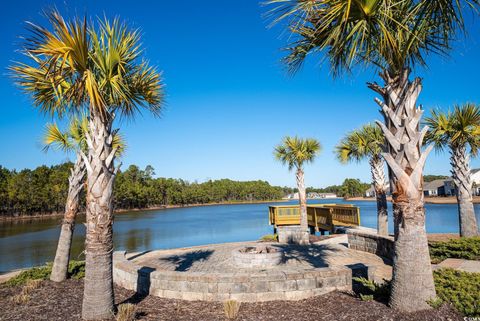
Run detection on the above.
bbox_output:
[435,258,480,273]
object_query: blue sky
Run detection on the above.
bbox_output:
[1,0,480,187]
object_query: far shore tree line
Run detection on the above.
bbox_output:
[0,162,376,217]
[0,160,458,218]
[0,164,284,216]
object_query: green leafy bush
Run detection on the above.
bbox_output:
[352,277,390,302]
[433,268,480,317]
[6,260,85,286]
[260,234,278,242]
[429,237,480,264]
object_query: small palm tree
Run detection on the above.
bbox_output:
[274,136,321,244]
[336,124,388,235]
[11,11,163,320]
[425,103,480,237]
[44,116,125,282]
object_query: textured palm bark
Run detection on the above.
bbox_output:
[370,156,388,236]
[368,69,436,312]
[451,146,479,237]
[81,111,119,320]
[296,168,309,244]
[50,155,85,282]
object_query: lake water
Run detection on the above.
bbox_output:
[0,199,479,272]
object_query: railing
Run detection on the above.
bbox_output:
[269,204,360,232]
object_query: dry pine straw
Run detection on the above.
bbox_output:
[0,279,462,321]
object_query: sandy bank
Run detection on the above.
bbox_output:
[346,196,480,204]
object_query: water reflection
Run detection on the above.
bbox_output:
[0,200,478,271]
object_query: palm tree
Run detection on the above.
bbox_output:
[274,136,321,244]
[336,124,388,235]
[425,104,480,237]
[44,117,86,282]
[11,11,164,320]
[44,117,125,282]
[265,0,479,311]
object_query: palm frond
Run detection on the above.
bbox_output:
[274,136,321,170]
[43,123,75,152]
[424,103,480,156]
[265,0,480,76]
[335,123,384,164]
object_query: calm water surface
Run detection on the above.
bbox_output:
[0,199,479,272]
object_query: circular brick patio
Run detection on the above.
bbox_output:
[113,239,391,302]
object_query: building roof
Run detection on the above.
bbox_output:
[423,179,446,191]
[471,168,480,175]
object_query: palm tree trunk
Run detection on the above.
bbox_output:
[50,154,85,282]
[368,69,436,312]
[81,111,118,320]
[296,168,309,243]
[370,156,388,236]
[451,146,479,237]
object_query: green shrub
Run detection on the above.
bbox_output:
[68,260,85,279]
[6,260,85,286]
[352,277,390,303]
[429,237,480,264]
[433,268,480,317]
[354,268,480,317]
[260,234,278,242]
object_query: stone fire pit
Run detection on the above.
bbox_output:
[232,245,284,268]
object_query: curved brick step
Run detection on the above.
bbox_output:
[113,250,352,302]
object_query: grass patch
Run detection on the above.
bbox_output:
[260,234,278,242]
[11,293,30,304]
[116,303,137,321]
[433,268,480,317]
[6,260,85,286]
[223,300,241,320]
[429,237,480,264]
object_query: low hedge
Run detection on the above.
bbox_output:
[429,237,480,264]
[433,268,480,317]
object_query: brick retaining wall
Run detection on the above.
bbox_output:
[113,251,352,302]
[347,230,394,261]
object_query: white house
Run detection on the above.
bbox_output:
[443,169,480,196]
[364,183,390,198]
[423,179,446,197]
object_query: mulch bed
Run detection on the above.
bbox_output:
[0,279,463,321]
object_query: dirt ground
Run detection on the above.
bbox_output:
[0,279,463,321]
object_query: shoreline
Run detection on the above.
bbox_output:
[0,199,290,222]
[346,196,480,204]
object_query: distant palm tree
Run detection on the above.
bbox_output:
[265,0,479,311]
[11,11,164,320]
[44,117,125,282]
[336,124,388,235]
[425,104,480,237]
[274,136,321,244]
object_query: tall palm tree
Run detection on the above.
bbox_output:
[336,124,388,235]
[265,0,479,311]
[11,11,164,320]
[274,136,321,244]
[425,104,480,237]
[44,117,125,282]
